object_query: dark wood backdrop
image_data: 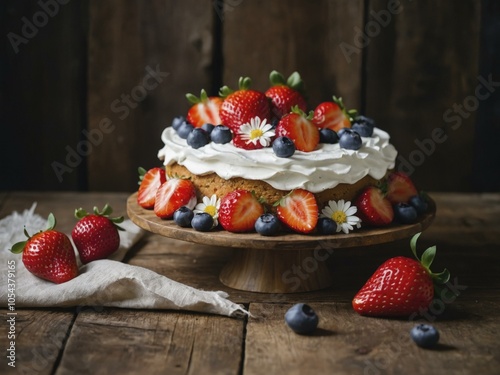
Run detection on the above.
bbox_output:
[1,0,499,192]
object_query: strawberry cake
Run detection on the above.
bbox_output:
[140,71,426,235]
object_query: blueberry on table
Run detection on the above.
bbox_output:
[272,136,295,158]
[319,128,339,144]
[339,128,362,150]
[255,213,281,236]
[177,122,194,139]
[173,206,194,227]
[351,122,374,137]
[409,194,428,214]
[317,217,337,235]
[191,212,214,231]
[284,303,319,334]
[171,115,186,130]
[393,203,418,224]
[410,324,440,348]
[201,123,215,134]
[211,125,233,144]
[187,128,210,149]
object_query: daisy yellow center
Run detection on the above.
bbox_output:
[204,205,217,217]
[332,211,347,224]
[249,129,264,140]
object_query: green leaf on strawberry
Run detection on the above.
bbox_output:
[74,204,125,231]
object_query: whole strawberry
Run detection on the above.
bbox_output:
[265,70,307,119]
[352,233,450,317]
[72,204,124,264]
[11,213,78,283]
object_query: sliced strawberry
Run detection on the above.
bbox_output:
[265,70,307,119]
[186,89,223,127]
[312,96,355,132]
[275,107,319,152]
[137,167,166,209]
[386,172,418,204]
[219,189,264,232]
[355,186,394,226]
[276,189,318,234]
[219,77,271,132]
[154,178,197,219]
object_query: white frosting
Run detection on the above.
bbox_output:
[157,127,397,193]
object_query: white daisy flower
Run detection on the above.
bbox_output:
[194,194,221,226]
[321,199,361,234]
[237,116,275,147]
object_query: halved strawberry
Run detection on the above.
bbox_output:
[355,186,394,226]
[386,172,418,204]
[154,178,197,219]
[312,96,356,132]
[265,70,307,119]
[186,89,223,127]
[219,77,271,132]
[276,189,318,234]
[275,106,319,152]
[137,167,166,209]
[218,190,264,232]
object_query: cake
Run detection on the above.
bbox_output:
[139,71,425,235]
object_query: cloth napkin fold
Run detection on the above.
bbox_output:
[0,203,247,318]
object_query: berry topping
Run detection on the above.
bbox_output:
[276,189,318,234]
[219,189,265,232]
[338,128,362,150]
[210,125,233,144]
[355,186,394,226]
[272,136,296,158]
[137,167,166,209]
[351,122,374,137]
[410,324,440,348]
[386,172,418,204]
[393,202,418,224]
[275,106,319,152]
[409,194,429,214]
[353,115,376,129]
[201,123,215,134]
[312,96,356,132]
[171,115,186,130]
[191,212,215,232]
[187,128,210,149]
[173,206,194,227]
[176,122,194,139]
[254,213,281,236]
[265,70,307,119]
[154,178,197,219]
[316,217,337,235]
[185,89,223,128]
[319,128,339,144]
[284,303,319,335]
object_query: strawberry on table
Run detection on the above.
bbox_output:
[137,167,166,209]
[11,213,78,283]
[154,177,197,219]
[219,76,271,132]
[312,96,357,132]
[185,89,223,128]
[218,189,265,232]
[386,172,418,204]
[276,189,318,234]
[352,232,450,317]
[275,106,320,152]
[265,70,307,119]
[355,186,394,226]
[72,204,125,264]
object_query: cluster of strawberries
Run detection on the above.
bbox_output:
[10,205,124,284]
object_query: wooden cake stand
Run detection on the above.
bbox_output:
[127,193,436,293]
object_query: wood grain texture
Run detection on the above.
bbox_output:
[0,309,75,375]
[222,0,365,109]
[55,309,244,375]
[87,0,215,191]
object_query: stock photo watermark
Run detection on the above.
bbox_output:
[51,64,169,183]
[6,260,17,368]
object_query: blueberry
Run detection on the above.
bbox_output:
[177,122,194,139]
[353,115,376,129]
[272,136,295,158]
[285,303,319,335]
[255,213,281,236]
[339,128,362,150]
[319,128,339,144]
[187,128,210,149]
[191,212,214,231]
[393,203,418,224]
[201,123,215,134]
[409,194,428,214]
[410,324,440,348]
[351,122,374,137]
[317,217,337,234]
[171,116,186,130]
[337,128,348,138]
[173,206,194,227]
[210,125,233,144]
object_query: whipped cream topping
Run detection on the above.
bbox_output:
[158,127,397,193]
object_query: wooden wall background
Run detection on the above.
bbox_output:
[1,0,499,192]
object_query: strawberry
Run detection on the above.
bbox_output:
[355,186,394,226]
[352,232,450,317]
[218,189,264,232]
[312,96,357,132]
[386,172,418,204]
[219,76,271,132]
[11,213,78,283]
[275,189,318,234]
[137,167,166,209]
[72,204,125,264]
[154,177,197,219]
[275,106,319,152]
[185,89,223,127]
[265,70,307,119]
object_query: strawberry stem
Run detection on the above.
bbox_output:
[75,204,125,231]
[137,167,147,185]
[410,232,450,285]
[10,213,57,254]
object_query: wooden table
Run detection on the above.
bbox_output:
[1,191,499,375]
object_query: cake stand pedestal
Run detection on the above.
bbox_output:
[127,193,435,293]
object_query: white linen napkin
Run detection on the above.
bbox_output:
[0,203,247,317]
